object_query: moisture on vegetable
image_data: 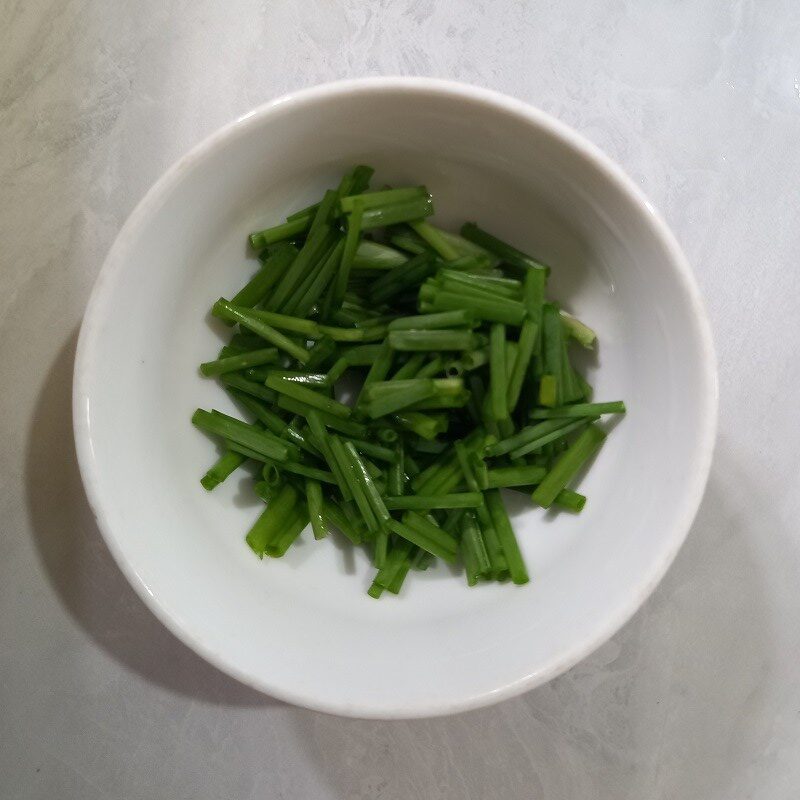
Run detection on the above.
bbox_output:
[192,166,626,597]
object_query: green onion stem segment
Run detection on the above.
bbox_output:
[306,479,327,540]
[489,323,509,421]
[387,329,478,351]
[200,348,280,376]
[560,310,597,348]
[460,222,549,273]
[245,483,299,556]
[343,441,391,528]
[333,200,363,307]
[483,465,547,490]
[427,289,527,326]
[529,401,626,419]
[508,418,595,460]
[388,309,474,331]
[322,500,363,545]
[387,515,458,563]
[329,435,377,532]
[408,219,460,260]
[484,490,529,585]
[367,539,414,599]
[532,424,607,508]
[554,488,586,513]
[384,492,483,510]
[201,450,246,491]
[454,441,508,580]
[212,300,311,363]
[265,374,351,418]
[461,510,491,586]
[232,244,297,308]
[192,409,289,461]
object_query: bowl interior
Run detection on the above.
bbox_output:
[75,81,715,717]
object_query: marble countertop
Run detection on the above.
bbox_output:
[2,1,798,798]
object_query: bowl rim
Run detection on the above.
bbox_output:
[73,76,718,718]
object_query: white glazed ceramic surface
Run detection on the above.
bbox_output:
[73,78,716,719]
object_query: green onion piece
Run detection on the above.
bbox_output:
[322,500,362,545]
[554,488,586,512]
[276,395,367,437]
[438,270,521,298]
[506,284,539,408]
[388,440,405,496]
[509,418,594,460]
[368,539,414,598]
[289,239,344,318]
[199,348,280,377]
[214,303,319,336]
[266,223,338,312]
[249,217,310,250]
[192,409,289,461]
[428,289,527,326]
[245,483,299,557]
[532,424,607,508]
[369,251,436,304]
[305,337,337,370]
[343,441,391,527]
[286,201,319,221]
[265,503,310,557]
[390,353,427,381]
[200,450,247,491]
[211,301,311,363]
[389,229,433,255]
[329,435,378,532]
[360,195,434,230]
[253,481,273,503]
[388,515,457,563]
[353,240,408,271]
[337,164,375,198]
[315,324,388,342]
[460,222,549,273]
[409,219,460,260]
[332,200,363,307]
[488,323,509,421]
[393,411,447,440]
[363,380,437,419]
[265,374,351,418]
[561,310,596,348]
[461,510,491,585]
[487,418,582,457]
[218,374,276,404]
[387,329,478,351]
[530,401,627,419]
[454,441,508,579]
[484,464,547,489]
[384,493,483,510]
[265,458,335,484]
[538,374,558,407]
[433,227,500,265]
[262,370,329,388]
[232,244,297,308]
[388,309,475,331]
[340,186,428,213]
[348,438,395,463]
[484,490,529,585]
[414,356,445,379]
[306,479,327,539]
[356,341,394,407]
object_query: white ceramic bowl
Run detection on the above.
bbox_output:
[74,78,716,718]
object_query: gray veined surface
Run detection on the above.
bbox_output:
[1,0,799,798]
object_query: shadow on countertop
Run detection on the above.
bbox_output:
[25,329,275,709]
